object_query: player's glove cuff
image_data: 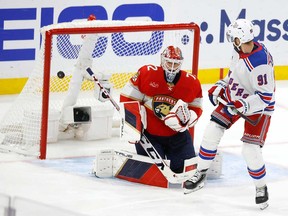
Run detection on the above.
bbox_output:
[225,99,249,117]
[208,80,227,106]
[233,99,249,114]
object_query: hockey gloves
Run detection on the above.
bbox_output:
[224,99,249,117]
[164,99,198,132]
[119,101,147,143]
[208,80,227,106]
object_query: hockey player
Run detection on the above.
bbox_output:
[183,19,275,210]
[120,46,203,173]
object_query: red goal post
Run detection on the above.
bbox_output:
[0,19,200,159]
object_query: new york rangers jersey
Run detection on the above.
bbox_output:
[224,42,275,116]
[120,65,203,136]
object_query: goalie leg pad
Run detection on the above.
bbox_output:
[116,158,169,188]
[92,149,169,187]
[92,149,114,178]
[183,157,198,173]
[92,149,199,187]
[206,151,223,179]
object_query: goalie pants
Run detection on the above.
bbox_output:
[135,130,196,173]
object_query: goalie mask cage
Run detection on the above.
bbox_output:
[0,19,200,159]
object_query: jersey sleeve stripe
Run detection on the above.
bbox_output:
[256,91,273,104]
[243,58,254,72]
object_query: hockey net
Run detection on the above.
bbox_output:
[0,18,200,159]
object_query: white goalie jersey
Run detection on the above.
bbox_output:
[223,42,275,116]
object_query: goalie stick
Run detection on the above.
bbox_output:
[86,67,195,183]
[217,97,262,126]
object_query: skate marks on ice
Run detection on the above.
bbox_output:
[30,151,288,186]
[26,151,288,215]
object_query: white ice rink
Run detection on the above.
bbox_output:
[0,81,287,216]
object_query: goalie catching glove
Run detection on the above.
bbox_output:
[164,99,198,132]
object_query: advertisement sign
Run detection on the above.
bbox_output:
[0,0,287,82]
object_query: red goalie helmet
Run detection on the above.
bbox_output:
[161,46,184,83]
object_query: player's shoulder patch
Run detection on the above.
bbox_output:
[131,71,140,83]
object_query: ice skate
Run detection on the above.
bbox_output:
[183,169,207,194]
[256,185,269,210]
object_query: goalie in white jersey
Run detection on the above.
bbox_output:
[184,19,275,210]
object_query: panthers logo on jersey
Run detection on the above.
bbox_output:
[152,95,177,120]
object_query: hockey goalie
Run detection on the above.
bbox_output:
[91,46,223,188]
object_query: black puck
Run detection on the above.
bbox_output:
[57,71,65,79]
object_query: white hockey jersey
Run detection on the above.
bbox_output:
[223,42,275,116]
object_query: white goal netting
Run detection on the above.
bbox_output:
[0,19,200,159]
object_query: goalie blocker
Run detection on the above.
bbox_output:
[119,101,146,143]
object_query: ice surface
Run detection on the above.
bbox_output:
[0,81,287,216]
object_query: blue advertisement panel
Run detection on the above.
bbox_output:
[0,0,287,79]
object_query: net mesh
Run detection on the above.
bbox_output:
[0,20,198,158]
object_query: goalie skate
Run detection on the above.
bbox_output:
[183,169,207,194]
[256,185,269,210]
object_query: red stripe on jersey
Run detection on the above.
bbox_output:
[244,58,254,71]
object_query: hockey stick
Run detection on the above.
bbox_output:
[138,134,195,183]
[217,97,262,126]
[86,67,195,183]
